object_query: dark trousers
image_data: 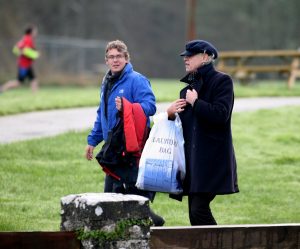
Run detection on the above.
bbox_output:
[104,172,155,201]
[188,193,217,226]
[104,174,164,226]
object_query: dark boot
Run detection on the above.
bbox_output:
[149,209,165,226]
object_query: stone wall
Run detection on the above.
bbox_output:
[60,193,152,249]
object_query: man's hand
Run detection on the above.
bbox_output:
[186,89,198,106]
[115,96,122,111]
[85,145,94,160]
[167,99,187,119]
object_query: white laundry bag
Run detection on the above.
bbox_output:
[136,112,185,194]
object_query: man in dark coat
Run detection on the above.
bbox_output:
[167,40,239,225]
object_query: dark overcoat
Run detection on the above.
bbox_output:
[178,63,239,195]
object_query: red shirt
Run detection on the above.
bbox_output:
[17,34,36,68]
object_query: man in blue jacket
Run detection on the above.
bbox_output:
[85,40,164,226]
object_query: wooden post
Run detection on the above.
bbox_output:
[288,57,300,89]
[187,0,197,41]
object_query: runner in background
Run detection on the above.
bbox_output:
[0,25,39,93]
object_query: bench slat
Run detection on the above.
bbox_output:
[219,50,300,58]
[219,65,291,73]
[150,224,300,249]
[0,232,80,249]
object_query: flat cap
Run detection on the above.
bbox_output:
[180,40,218,59]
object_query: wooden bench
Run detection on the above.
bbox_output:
[1,224,299,248]
[0,231,80,249]
[217,50,300,88]
[150,224,300,249]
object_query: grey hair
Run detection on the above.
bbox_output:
[201,53,215,65]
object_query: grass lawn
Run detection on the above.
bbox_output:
[0,106,299,231]
[1,80,300,116]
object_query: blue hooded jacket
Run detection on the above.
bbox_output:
[87,63,156,147]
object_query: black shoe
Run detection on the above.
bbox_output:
[149,209,165,226]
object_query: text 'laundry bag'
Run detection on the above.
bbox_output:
[136,112,185,194]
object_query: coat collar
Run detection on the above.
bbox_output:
[180,63,214,85]
[104,63,133,83]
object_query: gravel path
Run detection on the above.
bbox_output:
[1,97,300,144]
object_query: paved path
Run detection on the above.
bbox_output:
[1,97,300,144]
